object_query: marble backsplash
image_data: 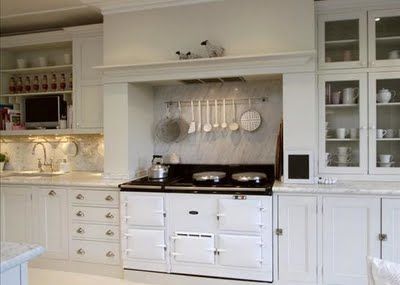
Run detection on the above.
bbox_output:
[0,135,104,172]
[153,80,282,164]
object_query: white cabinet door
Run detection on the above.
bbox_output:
[218,234,262,268]
[172,232,215,264]
[218,199,262,232]
[382,198,400,263]
[322,197,380,285]
[125,195,165,227]
[34,188,68,260]
[73,36,103,129]
[0,186,32,243]
[125,229,166,261]
[277,196,317,283]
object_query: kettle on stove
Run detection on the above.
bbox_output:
[148,155,169,179]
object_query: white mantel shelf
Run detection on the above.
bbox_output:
[95,51,316,84]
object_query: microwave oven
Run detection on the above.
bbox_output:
[25,95,67,129]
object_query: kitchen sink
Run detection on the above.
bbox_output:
[8,171,65,177]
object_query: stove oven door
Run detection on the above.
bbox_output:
[217,234,263,268]
[171,232,215,264]
[125,228,166,261]
[125,195,165,227]
[217,198,263,232]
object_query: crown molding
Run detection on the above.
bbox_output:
[0,30,71,49]
[316,0,400,14]
[95,50,316,84]
[63,24,103,38]
[81,0,223,15]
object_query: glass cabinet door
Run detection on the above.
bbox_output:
[318,12,367,69]
[319,74,368,174]
[369,9,400,67]
[369,72,400,175]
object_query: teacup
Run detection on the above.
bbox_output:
[336,128,348,139]
[385,129,396,138]
[377,129,387,139]
[379,154,394,163]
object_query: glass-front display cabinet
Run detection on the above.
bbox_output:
[318,12,367,69]
[369,72,400,175]
[319,74,368,174]
[369,9,400,67]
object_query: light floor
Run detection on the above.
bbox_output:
[29,268,146,285]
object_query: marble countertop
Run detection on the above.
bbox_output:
[273,181,400,196]
[0,171,125,188]
[0,242,45,273]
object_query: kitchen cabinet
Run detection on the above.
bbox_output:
[382,198,400,263]
[322,197,380,285]
[72,33,103,129]
[34,187,68,260]
[276,196,317,284]
[0,186,32,243]
[318,12,367,69]
[368,9,400,68]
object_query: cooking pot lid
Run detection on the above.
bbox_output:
[192,171,226,182]
[232,172,267,182]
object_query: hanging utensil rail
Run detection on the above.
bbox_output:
[164,97,268,107]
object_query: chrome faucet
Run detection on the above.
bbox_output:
[32,142,53,172]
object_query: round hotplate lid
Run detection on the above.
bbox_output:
[232,172,267,182]
[192,171,226,182]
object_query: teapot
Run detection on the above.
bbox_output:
[377,88,396,103]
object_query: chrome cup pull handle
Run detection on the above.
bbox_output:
[105,230,114,236]
[76,211,85,217]
[105,212,114,219]
[105,195,114,201]
[48,190,56,196]
[76,194,84,200]
[77,248,85,255]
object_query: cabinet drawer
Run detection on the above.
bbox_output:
[72,223,119,241]
[70,240,120,265]
[71,206,119,225]
[71,190,118,206]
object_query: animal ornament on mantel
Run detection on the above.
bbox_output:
[186,52,202,59]
[176,51,189,60]
[201,40,225,57]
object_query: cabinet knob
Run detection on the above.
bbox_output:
[105,230,114,236]
[275,228,283,236]
[76,211,85,217]
[379,233,388,241]
[106,251,115,257]
[76,227,85,234]
[76,194,84,200]
[48,190,56,196]
[105,195,114,201]
[77,248,85,255]
[105,212,114,219]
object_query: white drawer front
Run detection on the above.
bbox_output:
[71,240,120,265]
[218,199,262,232]
[125,195,164,227]
[218,234,262,268]
[71,206,119,225]
[125,229,166,261]
[172,232,215,264]
[71,190,118,206]
[72,223,119,241]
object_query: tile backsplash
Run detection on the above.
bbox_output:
[0,135,104,172]
[153,80,282,164]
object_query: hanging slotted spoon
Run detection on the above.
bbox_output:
[229,99,239,131]
[188,100,196,134]
[203,100,212,132]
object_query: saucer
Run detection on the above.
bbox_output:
[378,161,395,167]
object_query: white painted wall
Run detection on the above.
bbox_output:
[103,0,315,64]
[282,73,317,178]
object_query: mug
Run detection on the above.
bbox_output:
[342,88,359,104]
[336,128,348,139]
[332,91,341,105]
[349,128,358,139]
[388,50,400,59]
[377,129,387,139]
[16,58,27,69]
[385,129,395,138]
[38,56,47,67]
[379,154,394,163]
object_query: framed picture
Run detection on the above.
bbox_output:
[284,150,315,184]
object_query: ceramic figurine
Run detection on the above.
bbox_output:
[201,40,225,57]
[176,51,189,60]
[186,52,202,59]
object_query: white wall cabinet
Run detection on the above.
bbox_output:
[0,186,32,243]
[382,198,400,263]
[34,188,68,260]
[277,196,317,284]
[71,26,103,129]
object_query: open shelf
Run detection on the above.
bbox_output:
[325,39,359,45]
[376,138,400,141]
[0,128,102,137]
[1,64,72,74]
[326,104,358,108]
[376,36,400,42]
[1,90,72,97]
[326,138,359,142]
[376,102,400,107]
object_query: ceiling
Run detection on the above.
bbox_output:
[0,0,102,36]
